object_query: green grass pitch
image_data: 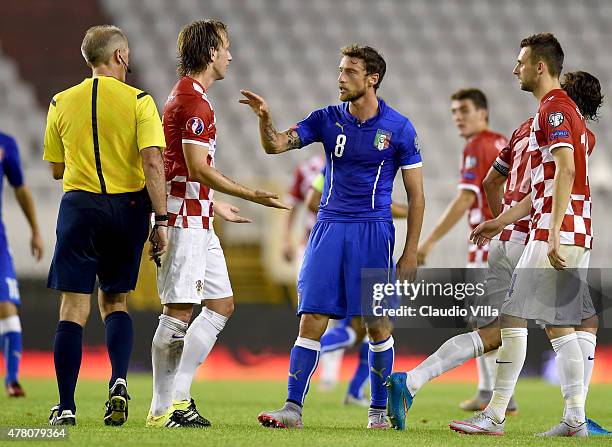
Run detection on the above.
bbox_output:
[2,376,610,446]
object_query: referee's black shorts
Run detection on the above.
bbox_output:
[48,189,150,294]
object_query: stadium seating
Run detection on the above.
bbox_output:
[0,51,46,176]
[100,0,612,265]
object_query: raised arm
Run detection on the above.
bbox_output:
[239,90,302,154]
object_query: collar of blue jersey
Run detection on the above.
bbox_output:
[341,97,386,127]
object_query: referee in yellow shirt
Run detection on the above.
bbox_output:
[43,25,167,427]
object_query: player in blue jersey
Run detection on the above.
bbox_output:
[0,132,43,397]
[241,44,425,429]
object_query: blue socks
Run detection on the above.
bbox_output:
[369,336,394,408]
[348,341,370,399]
[104,311,133,388]
[287,337,320,406]
[1,315,22,384]
[54,321,83,413]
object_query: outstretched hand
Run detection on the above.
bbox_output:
[470,218,505,246]
[239,90,269,117]
[251,189,291,210]
[214,200,252,223]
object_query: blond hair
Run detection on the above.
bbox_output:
[81,25,127,67]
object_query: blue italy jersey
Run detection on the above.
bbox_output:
[0,132,24,241]
[295,98,421,221]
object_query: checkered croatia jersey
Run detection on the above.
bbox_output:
[458,129,507,266]
[528,89,593,248]
[162,77,216,229]
[492,118,532,245]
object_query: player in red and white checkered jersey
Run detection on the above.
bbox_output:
[163,75,217,229]
[148,20,289,429]
[414,89,506,409]
[490,118,533,245]
[529,93,592,248]
[388,72,606,430]
[461,128,508,267]
[282,155,324,264]
[418,89,506,269]
[452,35,605,438]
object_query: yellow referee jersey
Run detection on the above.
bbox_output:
[43,76,166,194]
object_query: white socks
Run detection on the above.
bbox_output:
[406,331,483,396]
[0,315,21,334]
[552,333,585,426]
[318,349,345,387]
[477,349,498,392]
[575,331,596,398]
[486,328,527,423]
[173,308,228,402]
[150,315,188,416]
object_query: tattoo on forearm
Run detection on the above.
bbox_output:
[286,129,302,150]
[263,123,278,144]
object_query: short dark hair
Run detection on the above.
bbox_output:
[562,71,604,121]
[177,20,227,77]
[451,88,488,110]
[340,45,386,91]
[520,33,564,77]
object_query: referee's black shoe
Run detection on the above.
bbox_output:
[104,378,130,426]
[49,404,76,425]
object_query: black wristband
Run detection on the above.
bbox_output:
[155,214,169,222]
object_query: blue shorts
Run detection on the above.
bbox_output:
[297,220,395,319]
[47,190,150,294]
[0,235,20,306]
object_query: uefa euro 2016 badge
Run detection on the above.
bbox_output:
[186,117,205,135]
[374,129,392,150]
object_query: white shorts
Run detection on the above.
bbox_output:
[469,240,525,328]
[501,240,594,326]
[157,227,233,305]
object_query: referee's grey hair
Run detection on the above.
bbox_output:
[81,25,127,67]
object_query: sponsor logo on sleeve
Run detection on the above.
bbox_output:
[548,112,564,127]
[550,129,569,140]
[414,134,421,152]
[463,171,477,180]
[374,129,392,150]
[465,155,478,169]
[186,117,205,135]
